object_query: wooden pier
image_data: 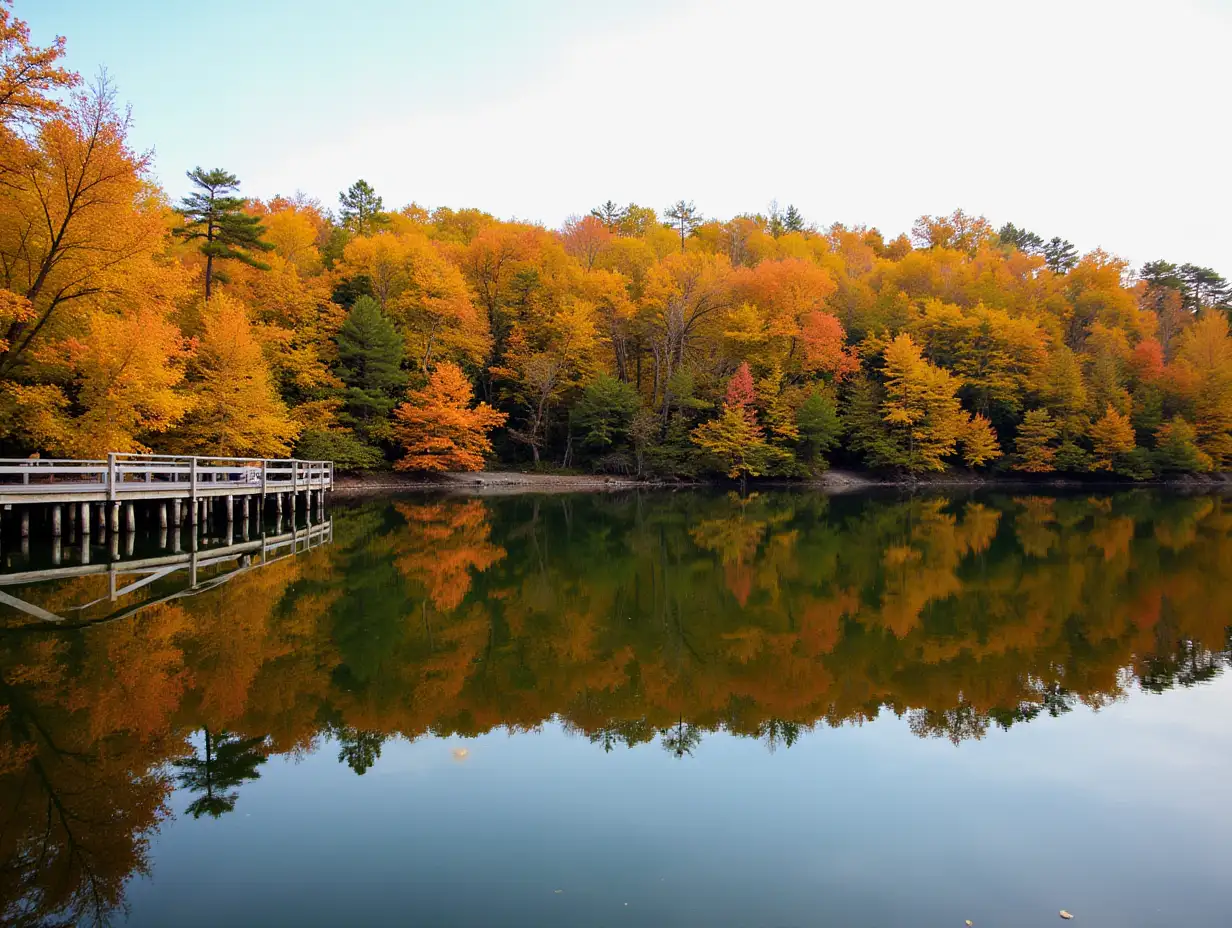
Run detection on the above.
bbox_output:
[0,453,333,537]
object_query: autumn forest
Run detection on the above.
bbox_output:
[1,6,1231,479]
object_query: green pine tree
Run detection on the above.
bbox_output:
[336,296,407,446]
[173,728,268,819]
[339,179,387,236]
[575,374,640,449]
[796,387,843,468]
[175,167,273,300]
[1043,236,1079,274]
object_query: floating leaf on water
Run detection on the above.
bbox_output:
[1059,911,1074,920]
[965,921,973,926]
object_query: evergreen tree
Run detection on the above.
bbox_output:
[843,376,898,469]
[1043,236,1079,274]
[589,200,627,231]
[339,179,386,236]
[782,204,806,233]
[1178,263,1232,313]
[174,167,273,300]
[664,199,702,252]
[336,296,407,446]
[575,374,640,449]
[1140,259,1183,291]
[997,222,1044,255]
[796,387,842,467]
[1153,416,1211,473]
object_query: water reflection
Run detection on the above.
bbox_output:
[0,490,1229,924]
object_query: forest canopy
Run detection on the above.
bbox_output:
[0,3,1230,479]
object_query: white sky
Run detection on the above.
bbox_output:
[30,0,1232,270]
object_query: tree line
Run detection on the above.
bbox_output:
[1,4,1231,479]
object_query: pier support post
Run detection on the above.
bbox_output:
[20,509,29,538]
[80,534,90,565]
[51,536,61,565]
[51,505,61,537]
[124,502,135,533]
[159,502,168,529]
[80,501,91,535]
[109,502,120,533]
[226,495,234,521]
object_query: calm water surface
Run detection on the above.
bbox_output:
[0,490,1229,926]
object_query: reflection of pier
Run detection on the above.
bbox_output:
[0,518,332,626]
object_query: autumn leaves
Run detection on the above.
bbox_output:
[2,1,1232,477]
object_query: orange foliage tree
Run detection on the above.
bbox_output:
[392,361,507,471]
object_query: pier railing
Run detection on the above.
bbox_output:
[0,453,333,503]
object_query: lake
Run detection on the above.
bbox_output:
[0,489,1229,927]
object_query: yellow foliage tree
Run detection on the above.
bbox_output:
[881,334,969,472]
[165,294,299,456]
[341,232,489,371]
[1089,405,1136,471]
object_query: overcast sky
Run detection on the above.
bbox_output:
[26,0,1232,270]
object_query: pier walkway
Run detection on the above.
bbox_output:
[0,453,332,536]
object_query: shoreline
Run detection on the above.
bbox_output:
[330,469,1232,497]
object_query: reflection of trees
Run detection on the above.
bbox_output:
[0,668,172,927]
[758,719,805,754]
[173,728,268,819]
[660,716,703,758]
[333,727,387,775]
[3,491,1232,920]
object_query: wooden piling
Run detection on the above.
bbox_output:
[20,509,29,538]
[51,505,61,537]
[159,502,168,529]
[80,501,91,534]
